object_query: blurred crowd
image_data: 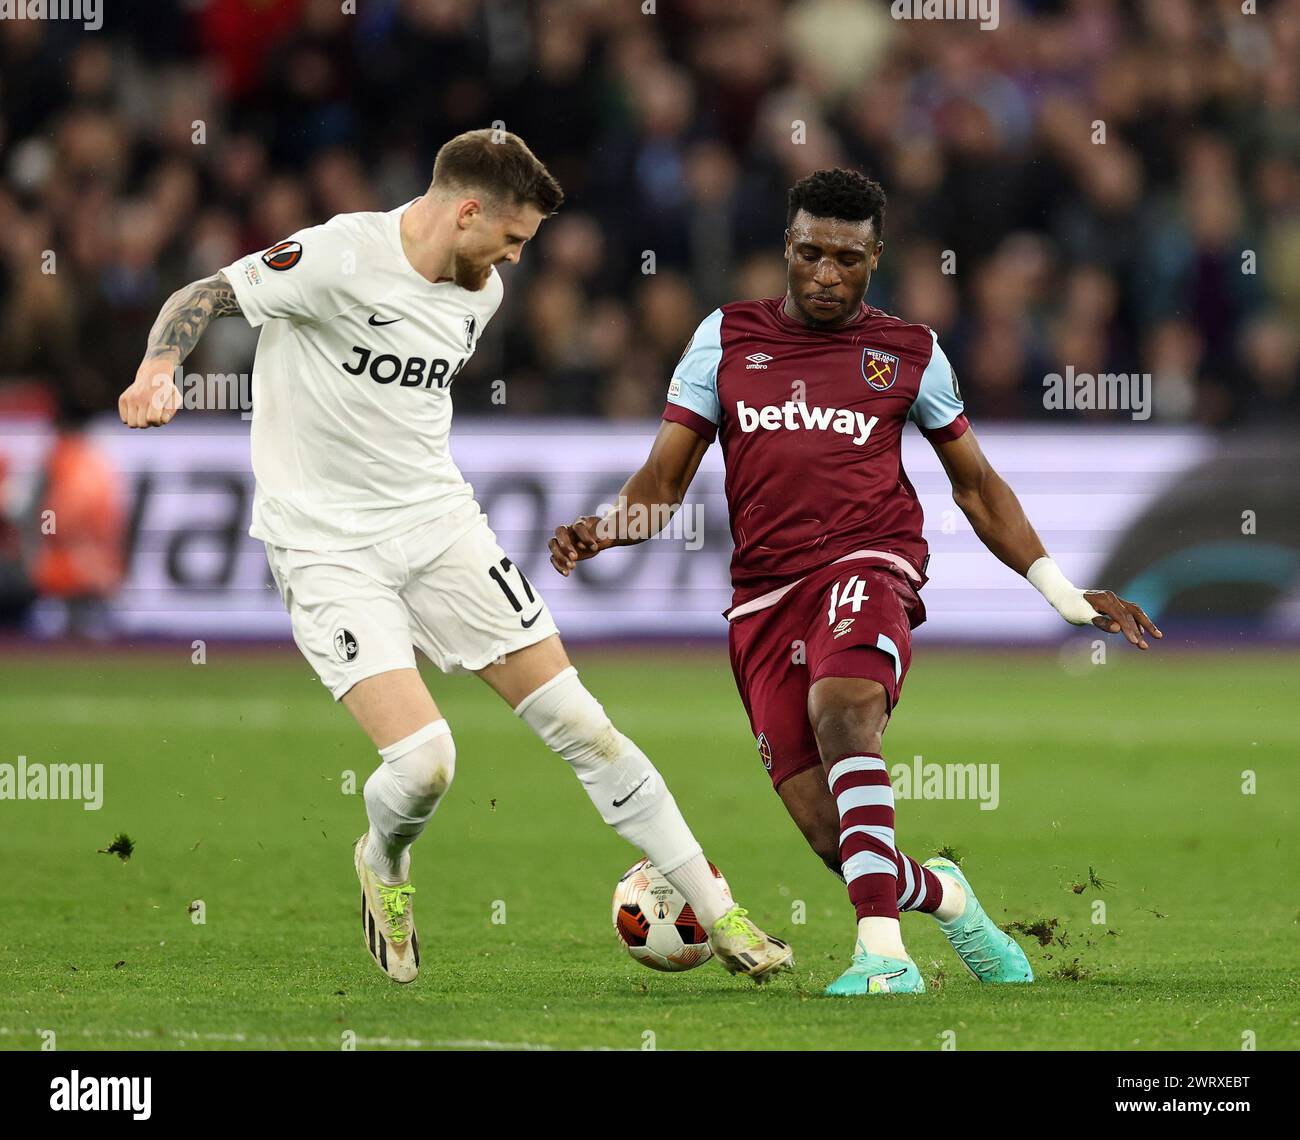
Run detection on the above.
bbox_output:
[0,0,1297,426]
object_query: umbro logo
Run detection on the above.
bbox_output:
[745,351,773,370]
[833,618,855,639]
[368,314,403,326]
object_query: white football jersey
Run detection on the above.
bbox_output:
[222,201,503,550]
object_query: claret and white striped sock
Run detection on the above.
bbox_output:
[827,753,944,958]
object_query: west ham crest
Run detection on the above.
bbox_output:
[861,347,900,391]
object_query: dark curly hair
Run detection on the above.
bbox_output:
[786,168,886,237]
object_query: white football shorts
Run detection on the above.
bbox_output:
[265,503,560,699]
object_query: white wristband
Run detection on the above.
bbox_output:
[1026,557,1097,625]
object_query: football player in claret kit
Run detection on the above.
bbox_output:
[550,168,1162,995]
[117,129,793,986]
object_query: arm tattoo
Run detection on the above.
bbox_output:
[145,271,244,362]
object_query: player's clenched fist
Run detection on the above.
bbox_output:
[119,355,181,428]
[549,515,615,576]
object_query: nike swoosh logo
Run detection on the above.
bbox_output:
[520,610,543,628]
[612,777,649,808]
[368,314,403,326]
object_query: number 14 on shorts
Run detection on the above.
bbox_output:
[827,574,870,627]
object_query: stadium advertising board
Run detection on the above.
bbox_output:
[9,415,1290,643]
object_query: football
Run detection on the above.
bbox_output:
[611,857,732,972]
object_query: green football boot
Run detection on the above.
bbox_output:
[354,834,420,984]
[923,856,1033,984]
[824,942,926,995]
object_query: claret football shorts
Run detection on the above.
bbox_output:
[728,561,926,790]
[265,503,560,699]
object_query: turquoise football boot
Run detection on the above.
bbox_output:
[824,942,926,996]
[923,857,1033,984]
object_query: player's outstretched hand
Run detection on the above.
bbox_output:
[1084,590,1163,650]
[119,355,182,428]
[549,515,614,576]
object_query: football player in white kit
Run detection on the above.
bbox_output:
[118,129,793,985]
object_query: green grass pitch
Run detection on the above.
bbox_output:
[0,646,1296,1051]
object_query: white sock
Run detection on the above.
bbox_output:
[659,853,731,928]
[932,871,968,925]
[363,719,455,884]
[856,916,908,960]
[515,668,728,925]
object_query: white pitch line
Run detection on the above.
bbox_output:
[0,696,340,732]
[0,695,749,735]
[0,1025,623,1051]
[8,695,1281,744]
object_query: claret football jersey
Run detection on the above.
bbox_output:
[222,201,503,551]
[663,297,969,615]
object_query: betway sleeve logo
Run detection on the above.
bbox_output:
[735,400,878,445]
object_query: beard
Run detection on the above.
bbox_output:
[450,254,493,291]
